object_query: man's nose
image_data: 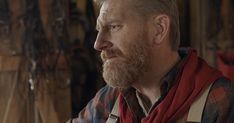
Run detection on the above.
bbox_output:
[94,31,113,51]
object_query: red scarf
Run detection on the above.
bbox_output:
[119,49,223,123]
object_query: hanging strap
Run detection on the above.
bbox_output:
[106,96,120,123]
[186,83,213,123]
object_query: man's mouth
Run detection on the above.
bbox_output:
[103,56,117,63]
[101,51,115,62]
[101,50,124,63]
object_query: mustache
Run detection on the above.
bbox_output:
[101,49,124,62]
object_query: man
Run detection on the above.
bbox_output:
[70,0,234,122]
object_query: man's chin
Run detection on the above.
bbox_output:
[103,58,123,70]
[102,67,134,88]
[102,58,140,88]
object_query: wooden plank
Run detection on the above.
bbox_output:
[0,55,21,71]
[0,0,27,122]
[35,70,71,123]
[36,0,71,122]
[190,0,218,66]
[0,71,27,123]
[190,0,202,53]
[8,0,24,55]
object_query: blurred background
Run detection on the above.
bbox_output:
[0,0,233,123]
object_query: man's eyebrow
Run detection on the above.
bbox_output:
[105,18,122,24]
[96,23,99,30]
[96,19,102,30]
[96,18,122,30]
[99,19,122,25]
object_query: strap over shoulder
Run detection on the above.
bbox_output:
[186,83,213,123]
[106,96,120,123]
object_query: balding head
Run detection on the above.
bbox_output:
[94,0,180,50]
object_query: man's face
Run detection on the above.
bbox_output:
[94,0,152,88]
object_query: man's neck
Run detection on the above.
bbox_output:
[132,50,180,104]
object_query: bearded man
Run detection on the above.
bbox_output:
[69,0,234,122]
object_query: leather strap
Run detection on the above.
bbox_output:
[186,83,213,123]
[106,96,120,123]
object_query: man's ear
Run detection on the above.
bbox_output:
[152,14,170,44]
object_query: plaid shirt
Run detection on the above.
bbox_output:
[69,51,234,123]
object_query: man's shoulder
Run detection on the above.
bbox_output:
[70,85,120,123]
[207,77,234,107]
[202,77,234,122]
[209,77,234,102]
[93,85,120,105]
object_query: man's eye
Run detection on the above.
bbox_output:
[109,25,121,32]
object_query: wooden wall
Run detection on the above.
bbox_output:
[0,0,71,123]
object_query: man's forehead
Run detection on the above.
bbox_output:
[97,2,126,23]
[98,5,111,20]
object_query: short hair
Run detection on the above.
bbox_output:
[94,0,180,51]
